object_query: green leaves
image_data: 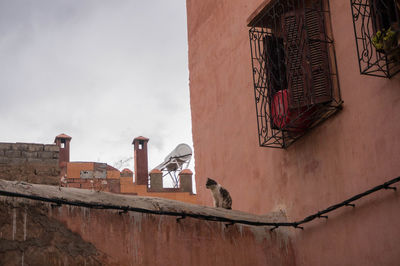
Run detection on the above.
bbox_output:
[372,27,398,52]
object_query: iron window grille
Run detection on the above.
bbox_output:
[351,0,400,78]
[248,0,342,149]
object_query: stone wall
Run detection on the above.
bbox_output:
[0,143,60,185]
[0,200,103,265]
[0,180,294,266]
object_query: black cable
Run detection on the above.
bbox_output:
[0,176,398,230]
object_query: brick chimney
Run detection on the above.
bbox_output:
[179,169,193,194]
[149,168,163,191]
[132,136,149,185]
[54,133,72,175]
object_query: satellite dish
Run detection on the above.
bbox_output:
[155,143,192,188]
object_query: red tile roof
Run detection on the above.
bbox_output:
[55,133,72,139]
[149,168,162,174]
[122,168,133,173]
[132,136,149,144]
[54,133,72,143]
[180,169,193,175]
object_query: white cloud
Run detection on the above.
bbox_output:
[0,0,194,177]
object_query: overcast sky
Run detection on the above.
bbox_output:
[0,0,194,180]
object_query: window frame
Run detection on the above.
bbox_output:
[248,0,343,148]
[351,0,400,78]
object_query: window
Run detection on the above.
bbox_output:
[371,0,400,32]
[249,0,342,148]
[351,0,400,78]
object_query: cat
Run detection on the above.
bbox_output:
[205,178,232,209]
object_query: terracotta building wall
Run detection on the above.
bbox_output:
[66,162,94,179]
[186,0,400,265]
[120,181,197,204]
[64,166,197,203]
[106,169,120,179]
[0,196,294,266]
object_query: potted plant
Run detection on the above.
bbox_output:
[372,27,399,54]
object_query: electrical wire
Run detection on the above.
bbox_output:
[0,176,398,231]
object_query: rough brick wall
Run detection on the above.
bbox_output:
[63,178,121,193]
[0,197,294,266]
[0,143,60,185]
[0,200,105,265]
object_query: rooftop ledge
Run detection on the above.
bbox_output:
[0,179,287,227]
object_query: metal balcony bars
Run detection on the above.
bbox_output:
[249,0,342,148]
[351,0,400,78]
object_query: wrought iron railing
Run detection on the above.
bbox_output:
[249,0,342,148]
[351,0,400,78]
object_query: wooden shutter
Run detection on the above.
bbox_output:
[282,10,310,108]
[282,9,332,108]
[305,9,332,104]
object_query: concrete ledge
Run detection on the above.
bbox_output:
[0,179,287,226]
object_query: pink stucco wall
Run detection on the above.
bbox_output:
[0,197,295,266]
[51,206,294,266]
[186,0,400,265]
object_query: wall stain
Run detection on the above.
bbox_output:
[0,199,105,266]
